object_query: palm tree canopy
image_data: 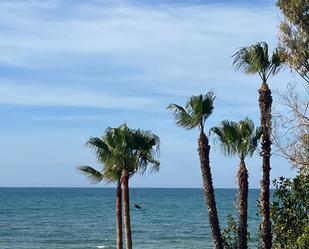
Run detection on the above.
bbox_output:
[129,128,160,174]
[211,118,262,160]
[167,92,215,132]
[79,133,123,184]
[233,42,284,82]
[79,124,160,182]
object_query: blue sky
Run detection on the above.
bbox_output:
[0,0,299,188]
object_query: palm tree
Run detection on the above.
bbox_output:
[105,124,160,249]
[233,42,284,249]
[78,135,124,249]
[211,118,262,249]
[168,92,224,249]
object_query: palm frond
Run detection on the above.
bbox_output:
[168,92,215,132]
[167,103,194,129]
[129,128,161,174]
[233,42,283,82]
[201,92,215,120]
[82,124,161,182]
[268,47,285,77]
[138,150,160,174]
[211,120,238,157]
[211,118,261,160]
[233,46,258,74]
[86,137,111,162]
[78,166,103,183]
[247,126,262,157]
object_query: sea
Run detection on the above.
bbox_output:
[0,188,262,249]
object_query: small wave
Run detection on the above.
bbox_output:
[95,246,107,249]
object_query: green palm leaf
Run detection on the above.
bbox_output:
[233,42,284,82]
[79,124,160,183]
[211,118,261,160]
[167,104,194,129]
[168,92,215,132]
[78,166,103,183]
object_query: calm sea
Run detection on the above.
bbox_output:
[0,188,262,249]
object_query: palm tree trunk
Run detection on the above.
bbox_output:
[122,170,132,249]
[116,182,123,249]
[238,159,248,249]
[198,131,224,249]
[259,82,272,249]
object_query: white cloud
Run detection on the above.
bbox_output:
[0,1,278,72]
[0,1,290,106]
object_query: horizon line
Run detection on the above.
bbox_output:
[0,186,271,190]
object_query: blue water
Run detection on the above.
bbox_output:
[0,188,261,249]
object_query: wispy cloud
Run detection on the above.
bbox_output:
[0,82,160,109]
[0,0,284,109]
[0,1,278,70]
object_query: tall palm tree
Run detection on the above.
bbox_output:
[233,42,284,249]
[211,118,262,249]
[106,124,160,249]
[78,135,124,249]
[168,92,224,249]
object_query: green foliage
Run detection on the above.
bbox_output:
[211,118,261,160]
[222,215,238,249]
[78,124,160,184]
[167,92,215,132]
[233,42,284,82]
[297,222,309,249]
[79,166,104,183]
[271,174,309,249]
[277,0,309,83]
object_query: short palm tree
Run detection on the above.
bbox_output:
[78,135,124,249]
[211,118,262,249]
[168,92,224,249]
[105,124,160,249]
[233,42,284,249]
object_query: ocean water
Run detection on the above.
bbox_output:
[0,188,261,249]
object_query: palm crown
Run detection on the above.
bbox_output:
[233,42,284,83]
[128,128,160,174]
[79,130,123,184]
[79,124,160,183]
[167,92,215,132]
[211,118,262,161]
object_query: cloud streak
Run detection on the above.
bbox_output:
[0,0,285,109]
[0,82,159,109]
[0,1,277,70]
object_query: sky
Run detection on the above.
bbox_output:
[0,0,300,188]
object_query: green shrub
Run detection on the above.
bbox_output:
[222,215,238,249]
[271,174,309,249]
